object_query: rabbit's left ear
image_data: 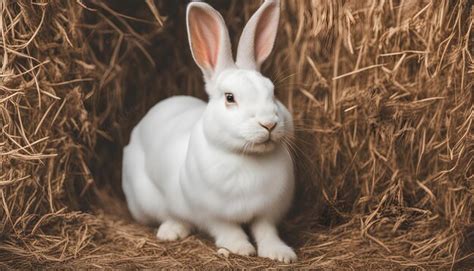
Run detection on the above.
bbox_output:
[236,0,280,71]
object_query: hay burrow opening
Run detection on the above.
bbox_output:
[1,0,473,268]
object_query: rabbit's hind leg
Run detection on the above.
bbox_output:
[156,219,192,241]
[122,143,168,225]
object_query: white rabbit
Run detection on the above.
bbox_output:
[122,0,296,263]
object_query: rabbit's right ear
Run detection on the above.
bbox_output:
[187,2,234,82]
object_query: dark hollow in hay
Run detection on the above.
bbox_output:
[0,0,473,268]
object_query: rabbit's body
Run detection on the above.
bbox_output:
[181,136,293,226]
[123,0,298,263]
[124,86,294,227]
[122,96,205,224]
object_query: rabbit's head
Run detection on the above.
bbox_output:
[187,0,292,154]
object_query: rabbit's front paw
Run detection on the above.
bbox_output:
[258,242,297,263]
[217,239,256,256]
[156,220,191,241]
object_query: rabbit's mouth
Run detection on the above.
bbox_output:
[239,130,285,153]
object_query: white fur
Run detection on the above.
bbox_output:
[122,0,296,263]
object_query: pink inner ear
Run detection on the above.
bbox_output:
[189,7,221,70]
[254,3,278,65]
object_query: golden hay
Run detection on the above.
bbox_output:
[0,0,472,268]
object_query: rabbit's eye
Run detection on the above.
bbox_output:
[225,93,236,104]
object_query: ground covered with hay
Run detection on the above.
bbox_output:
[1,0,473,269]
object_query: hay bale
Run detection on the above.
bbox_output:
[0,0,472,268]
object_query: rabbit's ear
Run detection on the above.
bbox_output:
[187,2,234,81]
[236,0,280,71]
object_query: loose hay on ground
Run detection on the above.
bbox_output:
[0,0,473,269]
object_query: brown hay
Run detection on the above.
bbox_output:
[1,0,473,268]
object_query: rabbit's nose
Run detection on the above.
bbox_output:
[259,121,277,132]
